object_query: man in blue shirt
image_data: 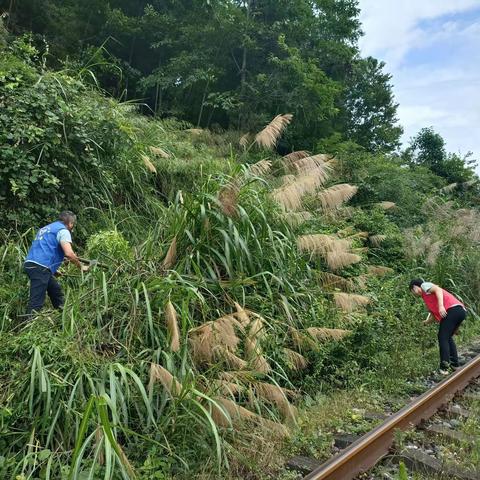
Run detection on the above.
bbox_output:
[24,211,88,318]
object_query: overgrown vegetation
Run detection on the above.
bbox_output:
[0,12,479,480]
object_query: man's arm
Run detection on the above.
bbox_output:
[61,241,86,270]
[429,284,447,318]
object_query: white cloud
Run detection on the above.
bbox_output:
[358,1,480,167]
[359,0,479,67]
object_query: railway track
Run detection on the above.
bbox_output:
[287,346,480,480]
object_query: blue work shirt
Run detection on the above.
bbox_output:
[25,221,72,273]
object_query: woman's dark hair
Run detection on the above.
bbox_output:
[409,278,424,290]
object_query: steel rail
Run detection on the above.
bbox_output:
[304,354,480,480]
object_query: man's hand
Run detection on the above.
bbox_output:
[439,306,447,318]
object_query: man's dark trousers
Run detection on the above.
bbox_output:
[24,262,64,316]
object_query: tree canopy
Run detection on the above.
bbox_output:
[1,0,403,151]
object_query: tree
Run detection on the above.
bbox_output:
[1,0,405,153]
[342,57,403,152]
[405,127,477,183]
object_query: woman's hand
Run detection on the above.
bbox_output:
[439,306,447,318]
[423,314,434,325]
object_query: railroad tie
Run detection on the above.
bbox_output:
[333,434,359,449]
[397,448,478,480]
[462,392,480,401]
[425,424,478,444]
[447,405,472,418]
[286,456,322,475]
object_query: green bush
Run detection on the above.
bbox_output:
[86,229,132,262]
[0,38,144,229]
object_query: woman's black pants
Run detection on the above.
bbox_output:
[438,305,466,369]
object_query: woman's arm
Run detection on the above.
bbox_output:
[429,285,447,318]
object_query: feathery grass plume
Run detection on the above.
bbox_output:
[333,292,370,312]
[247,312,265,339]
[426,240,443,266]
[403,229,433,260]
[318,184,358,210]
[290,328,317,351]
[213,379,244,397]
[325,251,361,271]
[297,234,351,255]
[248,159,272,178]
[254,382,297,422]
[423,198,454,219]
[149,146,170,158]
[189,315,242,366]
[306,327,351,342]
[280,175,296,187]
[244,336,259,357]
[290,154,333,176]
[369,234,387,247]
[244,337,271,374]
[281,211,312,227]
[240,311,270,374]
[297,234,361,270]
[298,233,336,254]
[185,128,204,135]
[149,363,182,396]
[234,302,250,326]
[348,231,369,239]
[337,226,355,237]
[367,265,394,277]
[218,183,240,217]
[354,274,369,290]
[239,133,251,148]
[440,182,458,193]
[165,301,180,352]
[255,113,293,149]
[250,353,272,375]
[316,271,354,291]
[272,170,327,210]
[282,150,310,166]
[219,370,257,384]
[215,347,248,370]
[141,154,157,174]
[283,348,308,371]
[377,201,396,210]
[211,397,257,428]
[161,236,177,270]
[290,327,350,350]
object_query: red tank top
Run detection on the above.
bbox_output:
[421,288,465,322]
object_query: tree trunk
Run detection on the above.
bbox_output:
[238,0,253,129]
[197,78,211,127]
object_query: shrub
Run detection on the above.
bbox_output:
[86,229,132,262]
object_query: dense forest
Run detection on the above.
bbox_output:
[0,2,479,479]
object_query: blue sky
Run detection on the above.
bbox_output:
[358,1,480,167]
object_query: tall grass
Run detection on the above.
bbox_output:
[1,109,479,480]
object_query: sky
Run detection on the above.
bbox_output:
[358,1,480,166]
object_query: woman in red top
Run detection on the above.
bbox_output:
[409,279,467,373]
